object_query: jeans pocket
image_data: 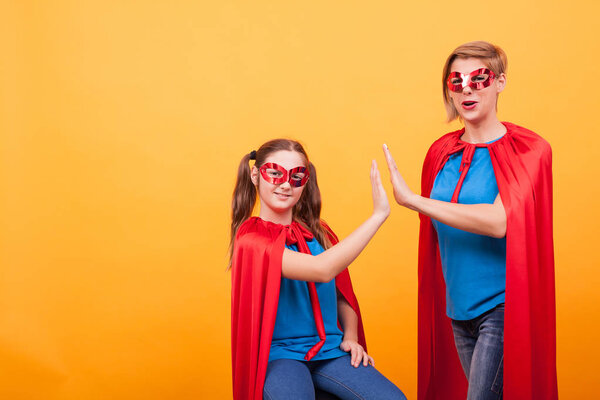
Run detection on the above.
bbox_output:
[491,354,503,395]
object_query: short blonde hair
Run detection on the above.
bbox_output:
[442,41,508,122]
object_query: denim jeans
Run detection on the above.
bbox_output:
[451,303,504,400]
[263,355,406,400]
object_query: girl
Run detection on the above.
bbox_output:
[230,139,406,400]
[383,41,557,399]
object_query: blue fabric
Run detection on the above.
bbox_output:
[430,142,506,320]
[451,303,504,400]
[269,238,347,362]
[264,355,407,400]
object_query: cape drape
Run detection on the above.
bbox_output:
[231,217,366,400]
[417,122,558,400]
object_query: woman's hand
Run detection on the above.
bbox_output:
[340,338,374,368]
[382,144,419,209]
[370,160,390,220]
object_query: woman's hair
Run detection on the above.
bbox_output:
[229,139,332,261]
[442,41,508,122]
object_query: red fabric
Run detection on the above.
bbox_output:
[417,122,558,400]
[231,217,367,400]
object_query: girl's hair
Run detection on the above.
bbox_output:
[229,139,332,261]
[442,41,508,122]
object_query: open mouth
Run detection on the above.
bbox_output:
[462,101,477,109]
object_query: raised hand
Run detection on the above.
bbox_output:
[382,144,418,209]
[370,159,391,220]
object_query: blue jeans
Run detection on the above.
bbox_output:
[263,355,406,400]
[451,303,504,400]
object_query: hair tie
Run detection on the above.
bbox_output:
[249,150,257,160]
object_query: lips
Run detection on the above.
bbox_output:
[274,192,291,199]
[461,100,477,110]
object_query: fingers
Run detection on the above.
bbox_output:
[370,159,376,184]
[382,143,398,172]
[350,345,358,367]
[373,160,383,187]
[368,354,375,367]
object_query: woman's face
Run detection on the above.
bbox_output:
[447,57,506,124]
[251,150,307,218]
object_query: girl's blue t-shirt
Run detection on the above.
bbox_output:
[430,141,506,321]
[269,238,347,362]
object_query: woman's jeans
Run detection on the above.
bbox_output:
[263,354,406,400]
[451,303,504,400]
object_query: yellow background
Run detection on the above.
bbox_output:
[2,1,598,399]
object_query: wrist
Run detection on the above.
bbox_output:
[406,193,422,212]
[371,209,389,224]
[342,334,358,342]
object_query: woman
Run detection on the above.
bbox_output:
[383,41,557,399]
[230,139,406,399]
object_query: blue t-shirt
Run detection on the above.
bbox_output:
[269,238,347,362]
[430,141,506,321]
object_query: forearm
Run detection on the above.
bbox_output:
[337,295,358,340]
[282,212,387,282]
[409,194,506,238]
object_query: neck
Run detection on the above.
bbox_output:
[462,114,506,144]
[258,204,293,226]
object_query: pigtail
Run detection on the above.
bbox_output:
[293,162,332,249]
[229,153,257,262]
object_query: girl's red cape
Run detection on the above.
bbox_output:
[230,217,366,399]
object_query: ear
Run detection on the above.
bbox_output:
[250,166,259,186]
[496,73,506,94]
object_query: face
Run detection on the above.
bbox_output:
[447,58,506,123]
[251,150,308,217]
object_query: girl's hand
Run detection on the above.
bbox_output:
[382,144,418,209]
[370,160,390,220]
[340,338,375,368]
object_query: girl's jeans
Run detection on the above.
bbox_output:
[263,354,406,400]
[451,303,504,400]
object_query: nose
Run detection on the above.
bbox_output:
[278,180,292,190]
[461,85,473,95]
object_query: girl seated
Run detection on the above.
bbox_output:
[229,139,406,400]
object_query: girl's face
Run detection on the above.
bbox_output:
[251,150,308,220]
[447,57,506,124]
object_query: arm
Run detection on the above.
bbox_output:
[281,160,390,282]
[383,144,506,238]
[337,294,374,367]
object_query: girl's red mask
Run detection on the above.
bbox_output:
[259,163,309,187]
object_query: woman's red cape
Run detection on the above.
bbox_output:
[418,122,558,399]
[230,217,367,399]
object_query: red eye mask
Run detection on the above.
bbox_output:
[447,68,496,92]
[259,163,309,187]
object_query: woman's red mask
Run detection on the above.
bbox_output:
[446,68,496,92]
[259,163,309,187]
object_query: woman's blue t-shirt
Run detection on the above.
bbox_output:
[430,141,506,321]
[269,238,347,362]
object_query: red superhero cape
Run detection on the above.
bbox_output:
[417,122,558,400]
[231,217,367,400]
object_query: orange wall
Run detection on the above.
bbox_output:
[1,1,599,399]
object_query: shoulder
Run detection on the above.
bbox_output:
[424,129,462,160]
[319,219,339,244]
[504,122,552,160]
[235,217,284,250]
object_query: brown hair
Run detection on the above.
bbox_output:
[229,139,332,262]
[442,41,508,122]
